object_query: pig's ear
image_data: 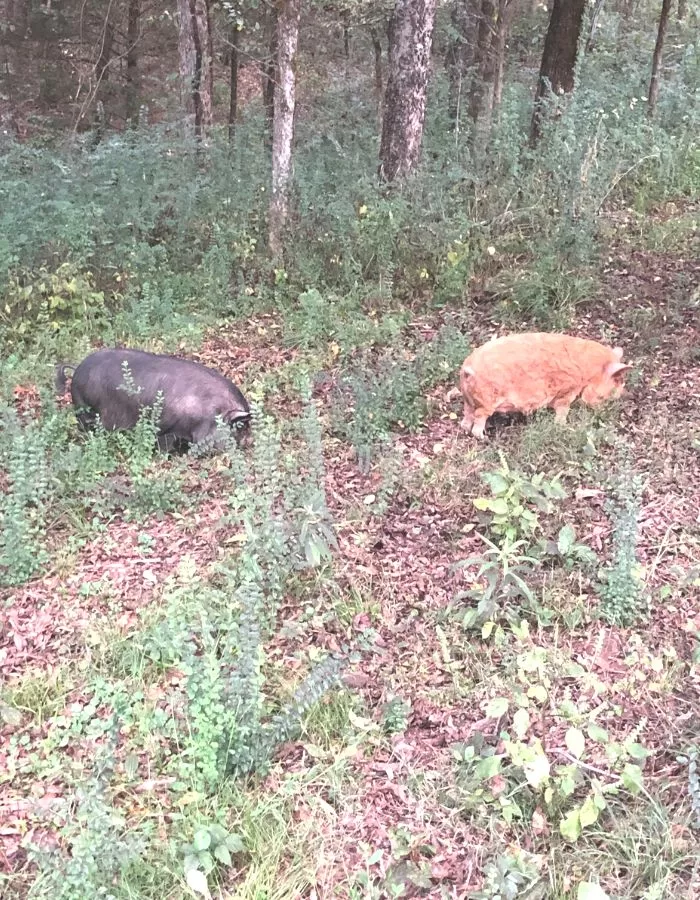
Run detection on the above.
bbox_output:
[607,361,632,379]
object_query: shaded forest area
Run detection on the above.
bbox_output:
[1,0,699,898]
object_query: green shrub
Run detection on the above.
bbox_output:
[1,262,106,347]
[134,402,344,787]
[493,253,597,329]
[598,469,646,626]
[473,454,567,543]
[0,407,51,585]
[27,754,146,900]
[331,325,469,467]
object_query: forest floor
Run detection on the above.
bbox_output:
[1,201,700,899]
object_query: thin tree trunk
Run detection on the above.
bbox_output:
[228,23,240,143]
[648,0,672,117]
[491,0,514,114]
[12,0,29,38]
[262,3,278,151]
[446,0,476,125]
[192,0,213,137]
[189,0,204,139]
[96,19,115,86]
[586,0,604,51]
[678,0,687,20]
[178,0,213,138]
[178,0,196,132]
[370,26,383,120]
[341,9,350,58]
[269,0,301,258]
[125,0,140,123]
[467,0,496,126]
[530,0,586,145]
[379,0,438,182]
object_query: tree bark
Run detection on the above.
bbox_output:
[647,0,672,117]
[262,3,278,151]
[96,19,115,86]
[446,0,477,125]
[379,0,438,182]
[369,26,383,120]
[490,0,515,115]
[178,0,213,138]
[586,0,604,51]
[3,0,29,40]
[467,0,496,125]
[178,0,196,131]
[228,23,240,143]
[268,0,301,258]
[529,0,586,145]
[341,9,350,58]
[125,0,140,123]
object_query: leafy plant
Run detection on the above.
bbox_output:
[1,262,106,345]
[474,454,567,543]
[414,324,470,389]
[180,823,245,898]
[380,697,412,735]
[537,524,598,571]
[471,849,544,900]
[453,534,539,633]
[493,253,596,329]
[0,406,50,585]
[451,711,650,842]
[598,470,646,626]
[26,753,145,900]
[132,404,346,787]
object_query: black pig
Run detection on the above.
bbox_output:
[56,348,251,450]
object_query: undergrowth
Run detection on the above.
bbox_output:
[598,466,646,626]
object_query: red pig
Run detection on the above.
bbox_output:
[457,333,632,439]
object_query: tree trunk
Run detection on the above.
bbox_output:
[370,26,384,120]
[586,0,604,51]
[446,0,476,125]
[529,0,586,144]
[647,0,672,117]
[268,0,301,258]
[467,0,496,125]
[178,0,213,138]
[96,20,115,86]
[125,0,140,123]
[491,0,515,115]
[262,4,278,151]
[379,0,438,182]
[178,0,196,131]
[341,9,350,58]
[678,0,687,20]
[3,0,29,40]
[228,23,240,143]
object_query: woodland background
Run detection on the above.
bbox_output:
[0,1,699,898]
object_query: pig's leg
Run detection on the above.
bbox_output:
[461,402,475,432]
[471,408,490,440]
[552,401,572,423]
[552,390,580,423]
[157,432,178,453]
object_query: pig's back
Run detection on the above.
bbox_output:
[463,333,609,413]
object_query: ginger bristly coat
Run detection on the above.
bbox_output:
[458,333,632,439]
